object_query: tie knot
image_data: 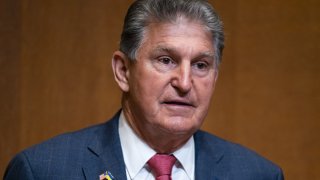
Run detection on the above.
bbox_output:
[147,154,177,180]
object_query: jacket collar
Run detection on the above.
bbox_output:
[82,111,126,180]
[81,111,226,180]
[194,131,225,179]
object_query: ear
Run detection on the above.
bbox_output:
[211,69,219,90]
[112,51,130,92]
[214,69,219,82]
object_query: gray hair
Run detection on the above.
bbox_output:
[120,0,224,67]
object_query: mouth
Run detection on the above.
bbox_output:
[162,100,195,107]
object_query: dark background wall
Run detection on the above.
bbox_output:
[1,0,319,179]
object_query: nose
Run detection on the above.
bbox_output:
[171,63,192,94]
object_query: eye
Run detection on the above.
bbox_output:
[158,56,174,65]
[191,60,212,77]
[193,61,209,70]
[152,56,177,72]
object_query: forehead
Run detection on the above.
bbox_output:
[138,18,214,56]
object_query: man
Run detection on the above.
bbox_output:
[5,0,284,179]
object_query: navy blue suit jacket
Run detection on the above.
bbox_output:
[4,112,284,179]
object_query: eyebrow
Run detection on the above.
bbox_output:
[153,45,175,54]
[153,45,215,60]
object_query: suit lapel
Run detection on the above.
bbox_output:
[81,114,228,179]
[194,131,225,179]
[82,111,127,180]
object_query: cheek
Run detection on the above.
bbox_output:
[141,72,171,97]
[197,78,216,103]
[131,72,165,108]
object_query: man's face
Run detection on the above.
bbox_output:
[124,18,218,137]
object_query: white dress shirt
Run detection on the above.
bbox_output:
[118,111,195,180]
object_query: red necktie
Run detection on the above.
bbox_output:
[147,154,177,180]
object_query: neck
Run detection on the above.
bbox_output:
[121,98,192,153]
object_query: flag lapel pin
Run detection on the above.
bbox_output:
[99,170,115,180]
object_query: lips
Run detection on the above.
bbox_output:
[162,99,195,107]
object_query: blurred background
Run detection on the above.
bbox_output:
[1,0,319,179]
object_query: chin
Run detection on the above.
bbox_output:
[162,121,200,135]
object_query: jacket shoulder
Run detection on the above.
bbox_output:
[195,131,284,179]
[4,117,119,179]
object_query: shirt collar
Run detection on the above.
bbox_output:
[118,111,195,179]
[119,112,155,178]
[172,135,195,179]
